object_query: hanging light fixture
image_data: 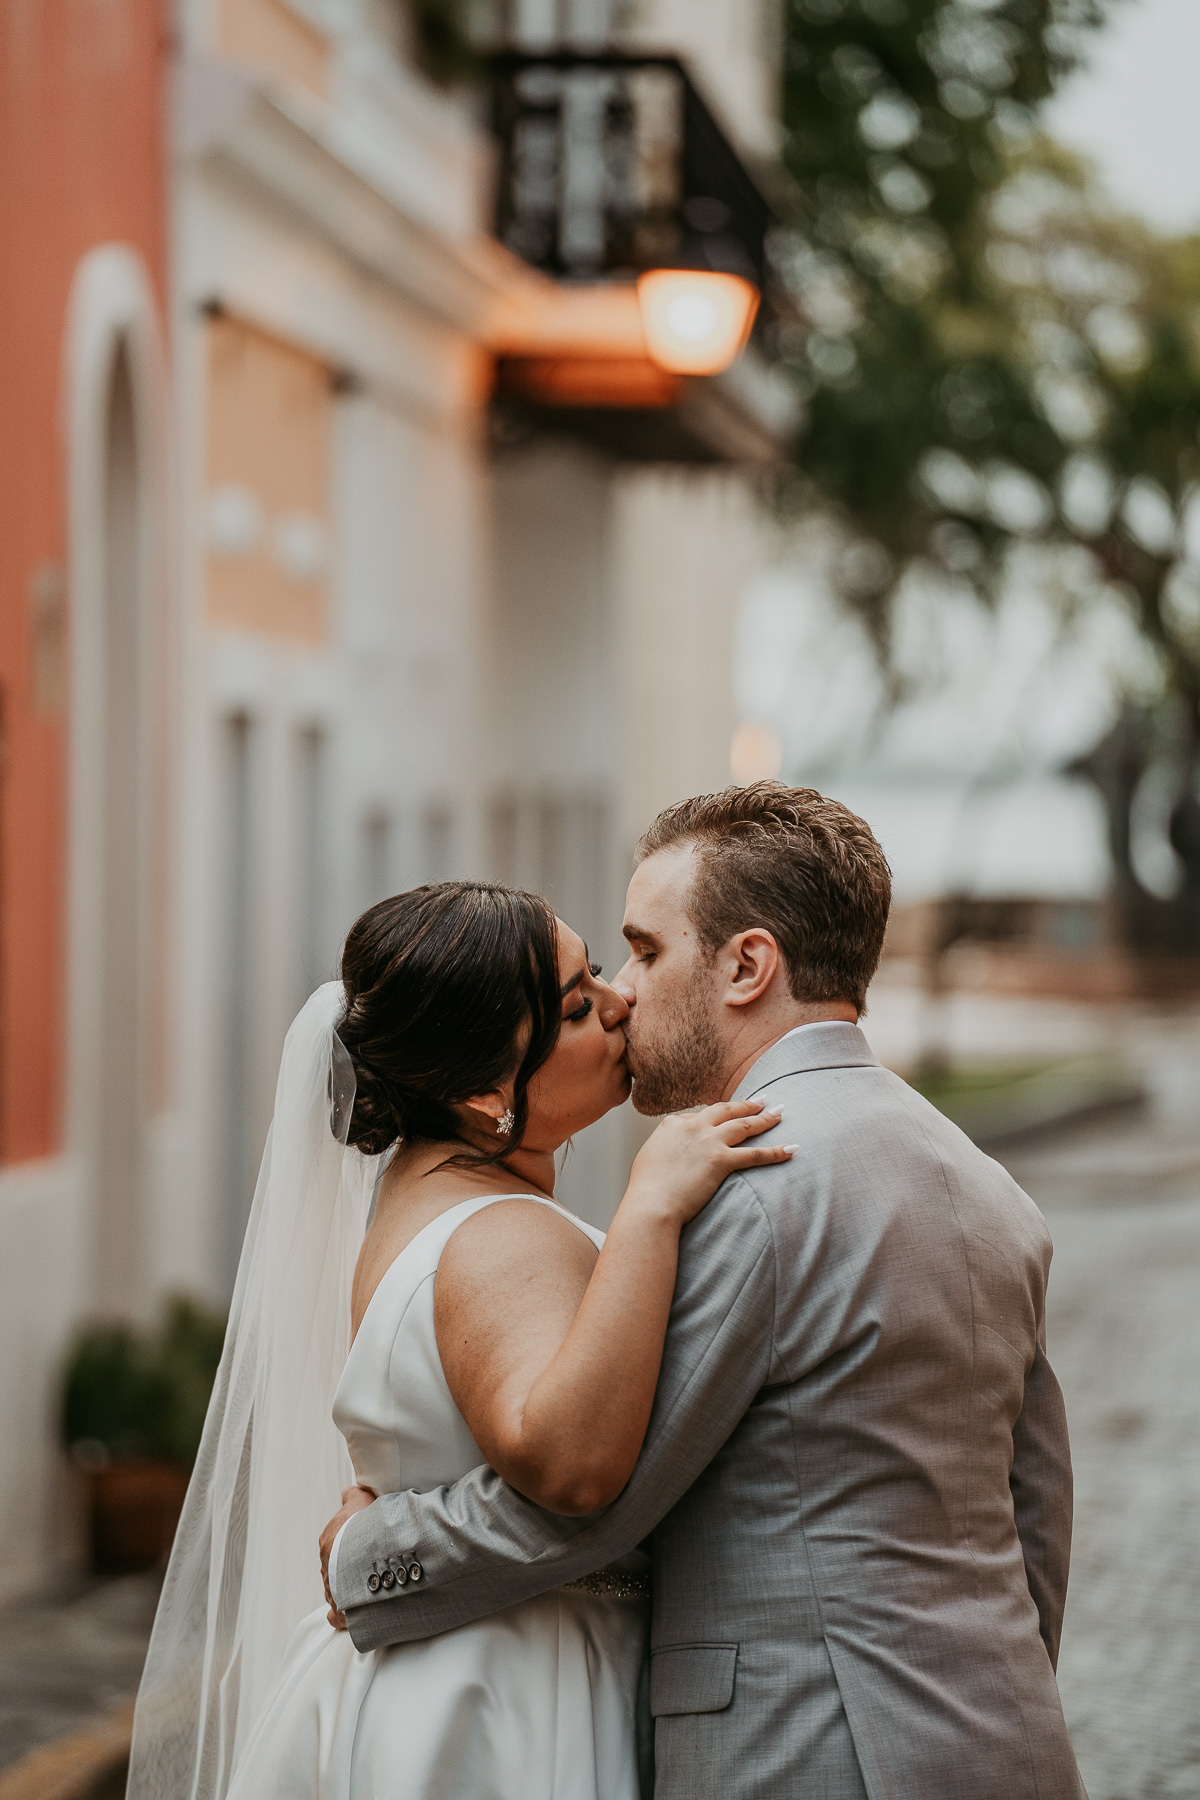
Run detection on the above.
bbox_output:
[636,270,760,377]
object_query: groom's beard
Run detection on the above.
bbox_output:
[627,976,724,1116]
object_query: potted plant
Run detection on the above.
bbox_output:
[63,1295,226,1571]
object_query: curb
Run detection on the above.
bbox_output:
[0,1702,133,1800]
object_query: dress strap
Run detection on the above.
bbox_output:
[445,1192,604,1251]
[352,1191,604,1347]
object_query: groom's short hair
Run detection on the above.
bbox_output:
[636,782,891,1013]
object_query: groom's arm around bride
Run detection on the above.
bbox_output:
[327,784,1085,1800]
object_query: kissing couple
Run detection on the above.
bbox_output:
[128,782,1087,1800]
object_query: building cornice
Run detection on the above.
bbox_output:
[176,57,524,336]
[174,56,800,459]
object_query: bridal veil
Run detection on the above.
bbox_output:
[127,982,383,1799]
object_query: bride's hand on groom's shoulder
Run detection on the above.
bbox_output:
[320,1483,378,1630]
[625,1100,797,1229]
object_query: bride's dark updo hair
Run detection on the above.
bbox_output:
[338,882,562,1158]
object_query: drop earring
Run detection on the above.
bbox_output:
[497,1107,515,1138]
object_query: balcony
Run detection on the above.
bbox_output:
[485,50,797,465]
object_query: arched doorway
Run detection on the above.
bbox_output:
[65,247,164,1320]
[92,340,146,1313]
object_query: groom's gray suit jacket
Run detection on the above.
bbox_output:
[338,1024,1086,1799]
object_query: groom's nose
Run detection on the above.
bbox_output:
[597,980,630,1027]
[611,958,636,1006]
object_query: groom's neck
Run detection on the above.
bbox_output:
[717,1000,859,1103]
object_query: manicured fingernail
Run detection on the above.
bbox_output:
[783,1143,800,1151]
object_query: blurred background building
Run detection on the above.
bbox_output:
[0,0,793,1604]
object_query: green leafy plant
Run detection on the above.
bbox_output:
[63,1295,227,1469]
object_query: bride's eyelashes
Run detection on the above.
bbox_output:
[563,961,604,1022]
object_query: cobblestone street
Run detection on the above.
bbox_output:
[0,1571,158,1772]
[1001,1007,1200,1800]
[1040,1193,1200,1800]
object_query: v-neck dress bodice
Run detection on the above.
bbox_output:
[225,1193,650,1800]
[333,1194,601,1498]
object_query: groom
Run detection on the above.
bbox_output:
[321,782,1086,1799]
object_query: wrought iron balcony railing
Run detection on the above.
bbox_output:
[488,50,773,292]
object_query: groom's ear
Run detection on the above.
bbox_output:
[723,928,781,1009]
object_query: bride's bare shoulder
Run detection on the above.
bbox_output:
[351,1153,552,1331]
[437,1194,598,1296]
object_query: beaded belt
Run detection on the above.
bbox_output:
[562,1568,652,1600]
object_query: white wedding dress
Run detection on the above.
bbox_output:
[224,1193,651,1800]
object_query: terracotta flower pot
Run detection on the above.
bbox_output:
[89,1460,191,1571]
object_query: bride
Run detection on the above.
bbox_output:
[127,881,791,1800]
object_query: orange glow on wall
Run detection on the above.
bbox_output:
[218,0,330,99]
[497,356,681,409]
[205,316,332,644]
[636,271,759,376]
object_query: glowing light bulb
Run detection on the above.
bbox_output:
[636,271,760,376]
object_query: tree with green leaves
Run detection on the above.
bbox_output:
[777,0,1105,604]
[776,0,1200,946]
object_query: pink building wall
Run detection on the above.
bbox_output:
[0,0,168,1160]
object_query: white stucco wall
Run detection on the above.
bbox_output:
[0,1159,89,1602]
